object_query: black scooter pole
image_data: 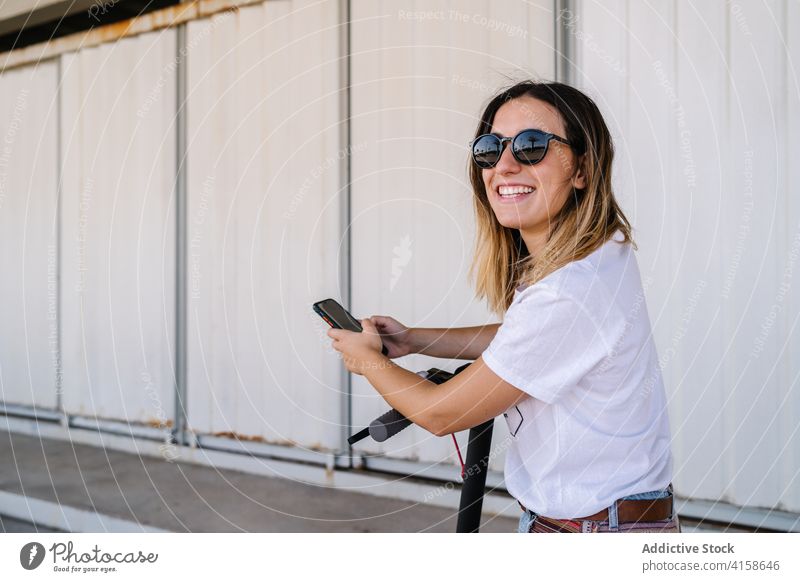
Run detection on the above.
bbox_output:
[346,362,496,533]
[456,419,494,533]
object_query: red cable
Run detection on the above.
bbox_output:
[451,433,466,479]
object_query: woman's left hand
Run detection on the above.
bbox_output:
[327,318,387,375]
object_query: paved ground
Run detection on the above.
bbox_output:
[0,429,517,533]
[0,514,63,533]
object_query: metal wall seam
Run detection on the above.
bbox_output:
[174,22,189,448]
[554,0,574,84]
[55,55,64,415]
[338,0,353,462]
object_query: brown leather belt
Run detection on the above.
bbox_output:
[518,495,673,523]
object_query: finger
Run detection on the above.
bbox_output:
[330,328,349,339]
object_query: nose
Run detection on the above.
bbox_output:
[493,140,521,174]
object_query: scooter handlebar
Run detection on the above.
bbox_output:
[368,408,412,442]
[364,368,457,443]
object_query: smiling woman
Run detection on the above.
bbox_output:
[327,80,679,534]
[468,81,634,315]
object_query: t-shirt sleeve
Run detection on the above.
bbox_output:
[481,285,611,404]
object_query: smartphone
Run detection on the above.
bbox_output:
[313,298,389,356]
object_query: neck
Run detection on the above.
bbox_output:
[520,226,549,259]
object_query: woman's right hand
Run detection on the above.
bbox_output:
[369,315,414,358]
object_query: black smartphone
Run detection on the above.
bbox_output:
[313,298,389,356]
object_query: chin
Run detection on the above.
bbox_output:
[491,210,530,230]
[495,217,524,229]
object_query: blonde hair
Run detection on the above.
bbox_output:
[468,81,636,317]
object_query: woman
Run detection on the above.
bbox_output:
[327,80,680,533]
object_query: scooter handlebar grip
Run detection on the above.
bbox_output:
[369,408,412,442]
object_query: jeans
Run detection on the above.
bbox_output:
[517,484,677,533]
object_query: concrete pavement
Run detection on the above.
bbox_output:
[0,429,517,533]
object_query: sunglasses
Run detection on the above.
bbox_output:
[470,129,571,169]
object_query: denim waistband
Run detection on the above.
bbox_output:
[518,483,674,532]
[620,484,672,501]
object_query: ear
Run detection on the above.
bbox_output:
[571,154,587,190]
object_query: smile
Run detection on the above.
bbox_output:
[497,185,535,200]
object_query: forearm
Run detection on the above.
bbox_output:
[362,355,443,434]
[409,324,500,360]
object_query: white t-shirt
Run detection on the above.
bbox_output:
[482,229,673,518]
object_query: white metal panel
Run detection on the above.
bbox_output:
[59,29,177,424]
[670,0,729,504]
[185,0,343,451]
[0,61,59,409]
[784,0,800,514]
[724,0,793,512]
[575,0,799,512]
[349,0,556,470]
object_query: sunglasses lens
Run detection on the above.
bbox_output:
[513,130,548,164]
[472,135,502,168]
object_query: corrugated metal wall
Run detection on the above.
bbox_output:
[0,0,796,515]
[349,0,555,471]
[184,0,343,451]
[59,29,178,424]
[573,0,799,512]
[0,61,59,409]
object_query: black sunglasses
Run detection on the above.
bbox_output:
[470,129,571,169]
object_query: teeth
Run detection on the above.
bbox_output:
[498,186,534,196]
